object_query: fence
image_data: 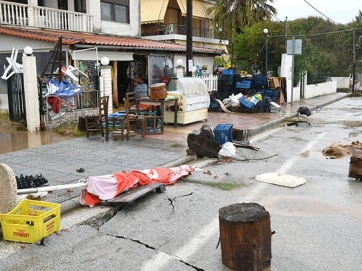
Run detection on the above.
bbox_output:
[200,74,218,92]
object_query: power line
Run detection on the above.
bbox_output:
[303,0,339,24]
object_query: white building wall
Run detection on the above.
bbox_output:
[280,53,300,103]
[331,77,350,89]
[90,0,140,36]
[173,54,214,75]
[304,82,337,99]
[23,55,40,132]
[101,66,113,114]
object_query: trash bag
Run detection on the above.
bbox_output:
[219,142,236,158]
[298,106,312,116]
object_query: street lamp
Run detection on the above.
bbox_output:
[263,28,269,76]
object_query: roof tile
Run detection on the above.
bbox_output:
[0,26,224,54]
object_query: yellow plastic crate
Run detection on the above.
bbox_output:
[0,199,61,243]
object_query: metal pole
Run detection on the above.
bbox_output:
[352,28,356,92]
[291,36,295,106]
[265,34,269,75]
[186,0,193,77]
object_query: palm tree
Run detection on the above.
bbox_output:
[209,0,277,43]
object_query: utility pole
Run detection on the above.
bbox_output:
[352,28,356,92]
[186,0,193,77]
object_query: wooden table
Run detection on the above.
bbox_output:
[136,98,178,132]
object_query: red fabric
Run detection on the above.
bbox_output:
[47,96,60,114]
[84,191,102,206]
[80,166,194,207]
[113,172,140,195]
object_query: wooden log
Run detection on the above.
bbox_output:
[113,61,119,107]
[219,203,271,271]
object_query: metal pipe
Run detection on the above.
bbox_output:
[17,179,88,195]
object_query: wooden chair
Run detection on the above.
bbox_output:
[123,98,159,139]
[85,96,110,140]
[125,92,148,113]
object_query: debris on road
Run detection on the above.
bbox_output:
[187,124,221,158]
[348,149,362,180]
[256,172,306,188]
[322,140,362,159]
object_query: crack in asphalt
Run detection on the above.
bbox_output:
[166,192,193,212]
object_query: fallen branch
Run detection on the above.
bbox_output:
[219,153,279,162]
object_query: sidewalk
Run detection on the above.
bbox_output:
[0,92,350,217]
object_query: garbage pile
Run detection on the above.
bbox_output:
[208,72,284,113]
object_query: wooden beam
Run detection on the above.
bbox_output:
[112,61,119,107]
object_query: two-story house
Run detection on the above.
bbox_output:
[141,0,228,75]
[0,0,225,112]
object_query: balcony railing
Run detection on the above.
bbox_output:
[142,23,222,40]
[0,1,94,32]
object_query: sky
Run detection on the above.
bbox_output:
[272,0,361,24]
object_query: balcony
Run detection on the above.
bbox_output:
[0,1,94,32]
[142,23,223,40]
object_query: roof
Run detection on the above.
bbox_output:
[0,25,225,54]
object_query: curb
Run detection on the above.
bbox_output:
[160,155,197,168]
[60,198,82,215]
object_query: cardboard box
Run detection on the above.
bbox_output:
[269,77,281,88]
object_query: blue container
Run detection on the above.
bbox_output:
[236,81,252,89]
[213,124,233,145]
[262,89,279,102]
[222,69,234,75]
[253,75,268,90]
[239,96,255,109]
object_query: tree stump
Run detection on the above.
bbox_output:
[219,203,271,271]
[187,124,221,158]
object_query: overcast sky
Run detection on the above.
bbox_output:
[272,0,361,24]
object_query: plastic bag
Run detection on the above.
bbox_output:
[230,93,243,106]
[218,142,236,157]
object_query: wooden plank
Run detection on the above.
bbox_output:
[112,61,119,107]
[104,183,165,204]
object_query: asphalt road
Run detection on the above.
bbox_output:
[1,96,362,270]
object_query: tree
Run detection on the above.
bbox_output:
[233,21,285,75]
[208,0,277,44]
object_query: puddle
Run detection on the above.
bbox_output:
[0,131,70,155]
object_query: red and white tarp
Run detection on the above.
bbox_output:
[79,165,194,207]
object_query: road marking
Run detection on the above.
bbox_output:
[277,132,327,174]
[140,131,328,270]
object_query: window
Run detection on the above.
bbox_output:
[101,0,129,23]
[74,0,86,13]
[58,0,68,10]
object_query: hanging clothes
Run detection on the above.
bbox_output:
[47,96,61,114]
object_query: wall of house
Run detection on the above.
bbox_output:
[173,54,214,75]
[90,0,140,36]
